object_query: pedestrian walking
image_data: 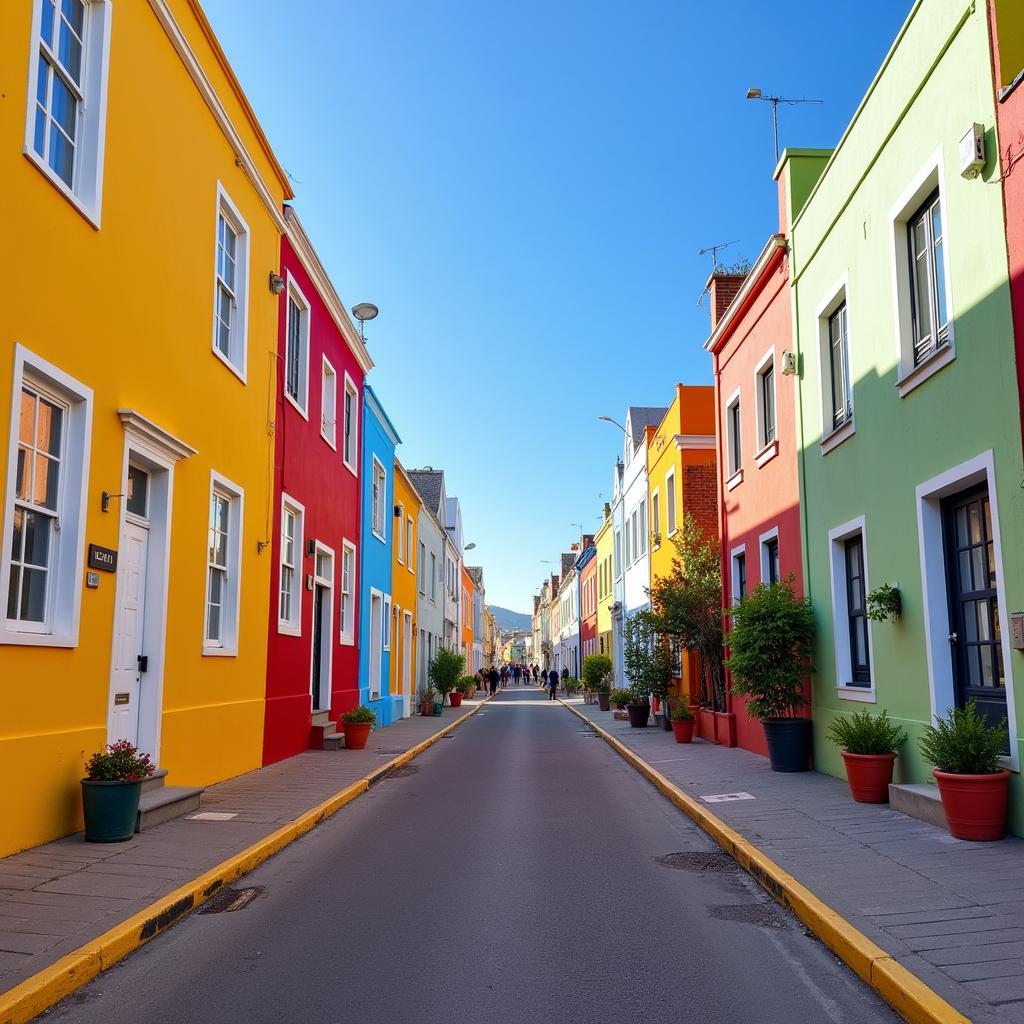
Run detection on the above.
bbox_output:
[488,666,499,696]
[532,664,539,685]
[547,669,559,700]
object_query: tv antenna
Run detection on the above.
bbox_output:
[746,88,823,162]
[697,240,739,274]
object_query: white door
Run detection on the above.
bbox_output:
[402,612,413,716]
[369,593,383,699]
[109,521,149,744]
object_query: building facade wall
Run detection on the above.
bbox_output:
[415,506,446,692]
[390,462,419,719]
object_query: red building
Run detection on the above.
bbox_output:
[579,545,598,663]
[262,207,373,764]
[703,156,813,756]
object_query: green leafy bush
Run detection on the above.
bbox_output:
[918,701,1008,775]
[866,583,902,623]
[582,654,613,692]
[668,698,693,722]
[84,740,154,782]
[827,709,906,755]
[725,578,814,720]
[609,688,631,709]
[458,676,478,695]
[623,611,673,704]
[428,648,466,702]
[341,705,376,725]
[563,677,581,694]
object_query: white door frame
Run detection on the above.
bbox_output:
[402,610,413,717]
[369,588,383,700]
[107,411,196,763]
[309,541,334,712]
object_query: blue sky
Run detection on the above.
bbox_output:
[204,0,911,613]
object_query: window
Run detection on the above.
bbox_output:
[638,499,647,557]
[736,552,746,600]
[665,469,677,536]
[340,540,356,645]
[430,552,437,600]
[342,375,358,474]
[371,457,386,540]
[908,190,949,366]
[320,358,337,447]
[756,354,776,449]
[725,393,742,479]
[407,516,415,571]
[761,533,780,585]
[2,347,91,646]
[211,187,250,380]
[844,536,870,685]
[278,495,303,635]
[828,303,851,430]
[25,0,111,224]
[418,541,426,594]
[204,474,243,655]
[284,276,310,415]
[651,490,660,542]
[614,529,622,578]
[396,503,405,563]
[624,517,632,566]
[383,596,392,651]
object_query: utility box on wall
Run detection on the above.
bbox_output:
[1011,611,1024,650]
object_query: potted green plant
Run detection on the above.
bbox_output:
[623,612,673,728]
[428,648,465,709]
[417,684,436,716]
[725,578,815,772]
[668,699,695,744]
[582,654,613,710]
[563,676,582,696]
[81,741,155,843]
[826,709,907,803]
[609,688,630,710]
[866,583,902,623]
[340,706,376,749]
[918,701,1010,841]
[456,676,477,706]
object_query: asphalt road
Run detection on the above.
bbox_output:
[43,690,897,1024]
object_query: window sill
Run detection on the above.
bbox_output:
[0,627,78,648]
[820,418,855,455]
[321,433,337,451]
[203,645,238,657]
[277,622,301,637]
[896,342,955,398]
[284,390,309,421]
[755,440,779,468]
[343,459,358,478]
[340,634,355,647]
[24,148,101,229]
[837,685,876,704]
[726,470,743,492]
[212,344,247,385]
[372,529,387,544]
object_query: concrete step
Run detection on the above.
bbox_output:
[889,782,947,832]
[310,719,340,750]
[322,732,345,750]
[136,784,203,831]
[311,709,331,727]
[142,768,168,794]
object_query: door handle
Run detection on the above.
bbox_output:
[137,654,149,673]
[947,633,958,644]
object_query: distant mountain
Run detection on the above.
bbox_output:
[490,606,531,632]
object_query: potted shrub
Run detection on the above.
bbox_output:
[417,684,436,716]
[623,612,672,728]
[669,699,695,744]
[827,709,907,803]
[81,741,155,843]
[428,648,466,708]
[725,578,815,772]
[609,688,630,710]
[456,676,477,706]
[582,654,613,710]
[563,677,582,696]
[918,701,1010,841]
[341,706,376,749]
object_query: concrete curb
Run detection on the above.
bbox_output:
[561,701,970,1024]
[0,698,492,1024]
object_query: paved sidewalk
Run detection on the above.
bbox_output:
[0,700,484,999]
[570,700,1024,1024]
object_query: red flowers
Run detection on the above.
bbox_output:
[84,741,155,782]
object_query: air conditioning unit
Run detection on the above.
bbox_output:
[781,351,798,376]
[960,123,985,179]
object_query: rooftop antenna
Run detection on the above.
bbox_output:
[696,240,739,307]
[746,88,823,163]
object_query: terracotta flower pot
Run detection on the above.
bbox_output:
[671,719,695,744]
[420,702,432,716]
[933,768,1010,841]
[450,692,463,708]
[342,721,372,750]
[841,751,897,803]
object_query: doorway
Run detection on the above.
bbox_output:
[369,591,383,700]
[310,544,334,711]
[402,611,413,717]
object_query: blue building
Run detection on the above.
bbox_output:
[358,385,402,726]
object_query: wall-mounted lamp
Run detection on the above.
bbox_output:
[351,302,379,344]
[269,272,285,295]
[101,491,124,513]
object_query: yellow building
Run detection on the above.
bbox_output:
[391,460,421,717]
[594,505,614,663]
[647,385,717,706]
[0,0,291,855]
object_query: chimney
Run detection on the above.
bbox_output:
[603,502,611,520]
[707,273,747,329]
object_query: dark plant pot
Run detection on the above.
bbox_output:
[698,707,716,742]
[662,710,672,731]
[420,702,432,716]
[432,702,443,716]
[761,718,812,772]
[654,713,665,729]
[597,692,611,711]
[341,721,372,750]
[626,703,651,728]
[81,779,143,843]
[450,692,463,708]
[841,751,897,803]
[671,720,695,743]
[933,768,1010,841]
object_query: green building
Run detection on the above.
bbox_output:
[787,0,1024,827]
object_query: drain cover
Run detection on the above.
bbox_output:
[708,903,787,929]
[387,765,419,778]
[200,886,264,914]
[655,851,737,873]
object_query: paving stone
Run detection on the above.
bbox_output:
[35,875,160,900]
[944,958,1024,982]
[0,873,55,892]
[922,940,1024,967]
[0,930,60,955]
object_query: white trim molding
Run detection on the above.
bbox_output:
[758,526,780,585]
[827,515,877,704]
[277,493,304,636]
[202,470,244,656]
[283,270,311,419]
[674,433,716,450]
[116,410,197,462]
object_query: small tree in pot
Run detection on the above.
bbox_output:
[827,709,907,803]
[668,698,695,744]
[81,741,155,843]
[582,654,613,710]
[725,577,815,771]
[918,701,1010,841]
[428,648,466,709]
[622,611,673,728]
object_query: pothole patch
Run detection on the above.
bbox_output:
[655,851,737,873]
[708,902,787,928]
[199,886,265,914]
[386,765,419,778]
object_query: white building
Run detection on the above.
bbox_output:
[408,469,450,691]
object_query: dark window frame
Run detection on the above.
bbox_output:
[844,535,871,685]
[907,188,949,366]
[828,302,851,431]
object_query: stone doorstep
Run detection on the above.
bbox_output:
[890,783,948,832]
[136,779,204,832]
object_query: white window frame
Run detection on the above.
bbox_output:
[283,272,310,418]
[383,594,392,651]
[614,529,622,579]
[396,502,405,564]
[0,345,92,647]
[210,184,250,383]
[320,356,337,448]
[665,468,677,537]
[203,471,244,656]
[729,544,747,606]
[889,149,956,398]
[827,515,876,703]
[371,455,387,542]
[340,538,356,646]
[342,372,359,477]
[277,493,304,636]
[816,274,855,455]
[759,526,780,585]
[651,487,661,546]
[418,541,426,595]
[638,499,647,557]
[430,551,437,601]
[754,347,778,463]
[23,0,112,228]
[724,387,742,489]
[407,515,415,572]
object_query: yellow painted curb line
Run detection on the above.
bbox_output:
[0,697,492,1024]
[562,701,969,1024]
